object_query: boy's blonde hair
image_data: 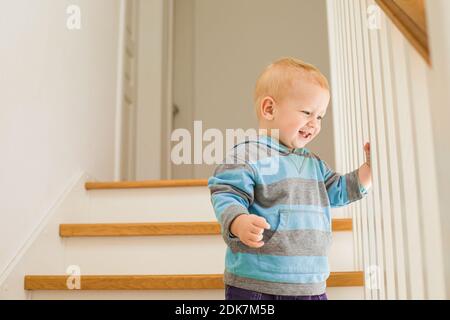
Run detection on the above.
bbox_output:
[253,57,329,119]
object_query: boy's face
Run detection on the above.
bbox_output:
[269,77,330,150]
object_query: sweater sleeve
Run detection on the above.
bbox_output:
[207,154,256,246]
[319,159,369,208]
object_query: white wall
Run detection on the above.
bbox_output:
[327,0,447,299]
[0,0,120,282]
[426,0,450,298]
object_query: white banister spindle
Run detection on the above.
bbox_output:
[354,0,371,300]
[347,2,359,280]
[403,38,426,297]
[326,0,447,300]
[366,0,386,299]
[352,0,369,293]
[359,0,376,300]
[376,10,397,300]
[353,2,368,284]
[390,24,424,299]
[348,3,363,277]
[407,36,446,299]
[384,20,408,299]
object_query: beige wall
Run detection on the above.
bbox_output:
[426,0,450,298]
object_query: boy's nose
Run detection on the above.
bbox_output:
[307,118,319,128]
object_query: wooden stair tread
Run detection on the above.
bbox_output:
[24,272,364,290]
[60,219,353,237]
[85,179,208,190]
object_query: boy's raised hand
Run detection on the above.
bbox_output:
[364,142,371,167]
[358,142,372,189]
[230,214,271,248]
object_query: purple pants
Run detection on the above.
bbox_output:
[225,285,328,300]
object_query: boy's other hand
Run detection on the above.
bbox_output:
[230,214,271,248]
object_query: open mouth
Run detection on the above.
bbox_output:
[299,130,312,139]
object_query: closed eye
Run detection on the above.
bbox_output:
[302,111,323,120]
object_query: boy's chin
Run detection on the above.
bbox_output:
[292,138,310,149]
[294,143,308,149]
[281,136,310,149]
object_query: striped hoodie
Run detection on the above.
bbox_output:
[207,134,369,296]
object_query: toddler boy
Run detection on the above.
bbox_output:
[208,57,372,300]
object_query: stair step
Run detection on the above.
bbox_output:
[85,179,208,190]
[60,219,353,237]
[24,272,364,290]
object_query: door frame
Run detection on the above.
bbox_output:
[114,0,138,181]
[114,0,126,181]
[160,0,175,179]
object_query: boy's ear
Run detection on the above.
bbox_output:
[260,96,276,121]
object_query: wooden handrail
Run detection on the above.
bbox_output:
[375,0,430,64]
[85,179,208,190]
[59,219,353,237]
[24,272,364,290]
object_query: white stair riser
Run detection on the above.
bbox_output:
[80,187,348,223]
[29,287,364,300]
[61,232,354,275]
[82,188,215,222]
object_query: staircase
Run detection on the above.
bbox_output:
[22,178,365,299]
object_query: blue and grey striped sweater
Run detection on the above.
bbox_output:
[207,134,369,296]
